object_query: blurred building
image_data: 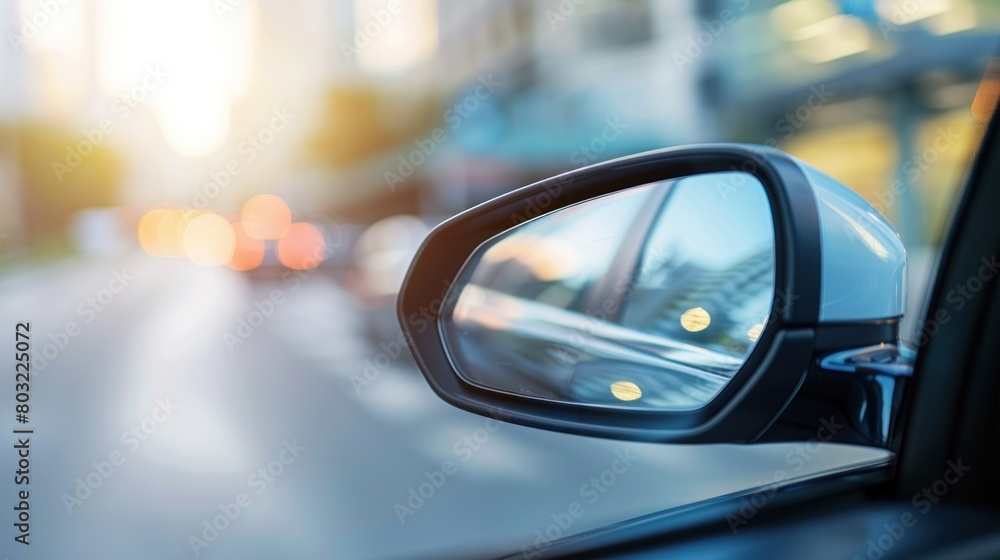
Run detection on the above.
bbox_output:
[421,0,715,213]
[709,0,998,247]
[327,0,1000,235]
[2,0,998,268]
[326,0,715,218]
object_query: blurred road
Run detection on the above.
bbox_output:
[1,253,890,559]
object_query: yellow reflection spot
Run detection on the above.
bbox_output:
[610,381,642,402]
[138,209,171,256]
[277,223,326,270]
[183,214,236,266]
[680,307,711,332]
[747,323,765,342]
[242,195,291,240]
[227,222,266,271]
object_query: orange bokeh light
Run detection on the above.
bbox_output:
[157,210,189,256]
[137,209,171,256]
[241,194,291,239]
[277,222,326,270]
[227,222,266,271]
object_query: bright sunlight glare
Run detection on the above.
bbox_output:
[96,0,254,157]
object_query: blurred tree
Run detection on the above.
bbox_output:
[305,84,439,166]
[17,123,122,244]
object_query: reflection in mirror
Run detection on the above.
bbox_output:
[440,172,775,410]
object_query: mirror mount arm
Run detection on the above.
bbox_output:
[757,340,912,449]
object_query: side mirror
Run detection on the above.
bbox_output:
[398,144,907,444]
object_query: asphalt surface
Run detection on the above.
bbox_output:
[0,252,891,559]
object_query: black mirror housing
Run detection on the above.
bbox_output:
[398,144,903,444]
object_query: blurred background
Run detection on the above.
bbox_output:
[0,0,997,558]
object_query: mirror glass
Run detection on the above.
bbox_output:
[440,172,775,410]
